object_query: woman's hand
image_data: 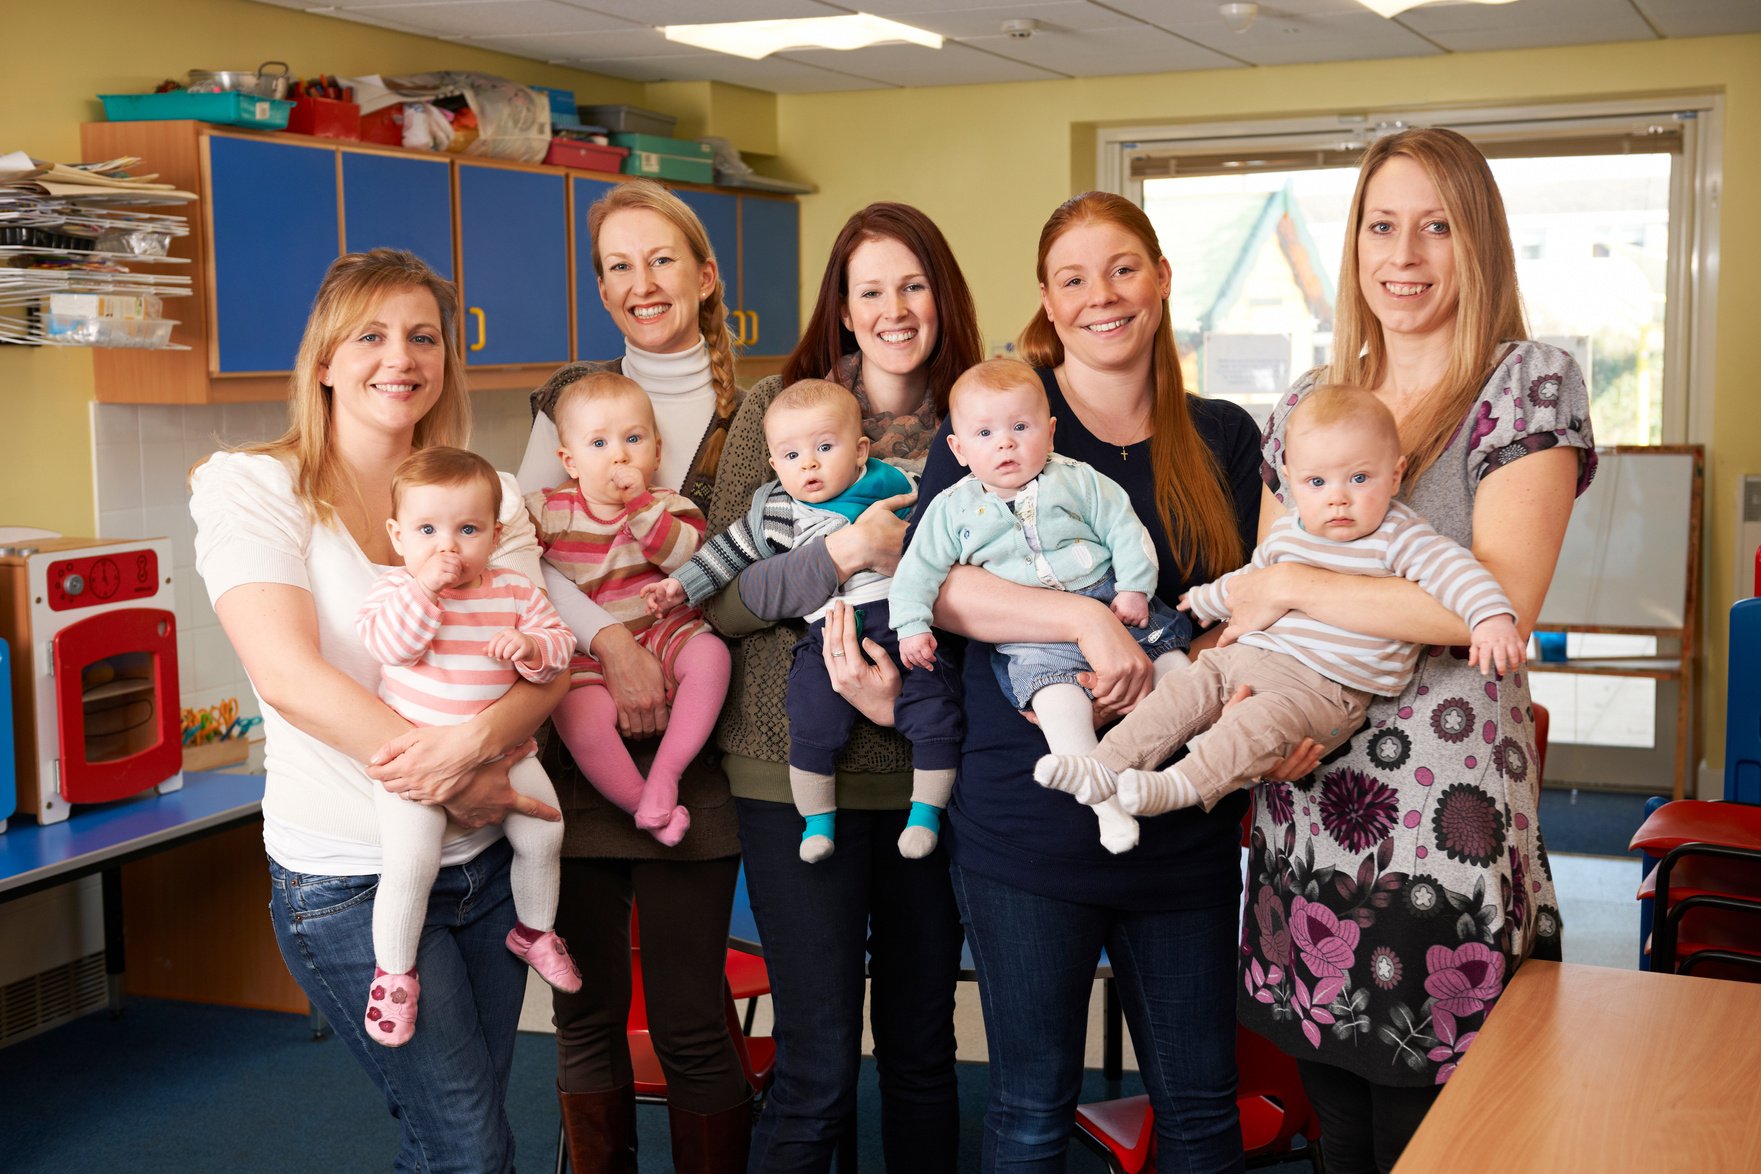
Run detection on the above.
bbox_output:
[823,600,902,726]
[591,623,669,739]
[1073,597,1154,719]
[367,723,492,804]
[824,492,917,579]
[1212,563,1295,648]
[440,756,563,829]
[1221,685,1325,781]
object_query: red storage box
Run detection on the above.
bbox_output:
[287,96,361,140]
[544,138,629,172]
[359,104,405,146]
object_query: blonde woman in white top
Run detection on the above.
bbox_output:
[190,249,566,1173]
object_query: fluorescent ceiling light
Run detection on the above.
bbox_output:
[661,14,943,60]
[1355,0,1517,17]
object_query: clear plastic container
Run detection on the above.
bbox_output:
[45,315,176,347]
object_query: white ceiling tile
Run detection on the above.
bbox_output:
[1107,0,1374,28]
[1399,0,1655,37]
[967,25,1246,74]
[472,27,697,57]
[1174,10,1443,65]
[562,50,897,91]
[780,39,1067,85]
[342,0,636,37]
[1412,23,1653,50]
[1633,0,1761,38]
[560,0,848,20]
[848,1,1142,39]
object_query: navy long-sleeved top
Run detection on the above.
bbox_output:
[908,367,1263,909]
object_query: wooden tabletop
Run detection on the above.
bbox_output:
[1395,960,1761,1173]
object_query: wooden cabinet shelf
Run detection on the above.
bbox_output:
[78,121,800,404]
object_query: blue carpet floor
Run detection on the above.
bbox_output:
[0,998,1317,1172]
[1537,785,1657,857]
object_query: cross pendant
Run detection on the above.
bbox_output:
[1120,446,1130,460]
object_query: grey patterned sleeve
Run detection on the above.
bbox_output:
[1469,340,1599,496]
[735,540,845,621]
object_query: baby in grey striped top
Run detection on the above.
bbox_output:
[1035,383,1526,823]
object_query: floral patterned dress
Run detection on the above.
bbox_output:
[1238,341,1596,1087]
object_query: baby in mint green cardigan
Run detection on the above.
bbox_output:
[889,359,1192,854]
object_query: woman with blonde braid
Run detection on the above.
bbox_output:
[516,180,750,1173]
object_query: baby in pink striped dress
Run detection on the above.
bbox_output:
[525,372,731,849]
[356,447,582,1048]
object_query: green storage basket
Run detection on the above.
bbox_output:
[100,91,294,129]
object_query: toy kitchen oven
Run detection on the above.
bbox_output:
[0,537,182,825]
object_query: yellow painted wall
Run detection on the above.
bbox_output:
[0,0,642,536]
[774,33,1761,779]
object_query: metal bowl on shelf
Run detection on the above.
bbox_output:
[188,61,291,100]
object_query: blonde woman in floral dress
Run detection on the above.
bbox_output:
[1229,128,1594,1173]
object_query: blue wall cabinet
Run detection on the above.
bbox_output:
[738,196,800,358]
[342,152,454,279]
[206,136,340,374]
[571,176,623,362]
[675,189,797,357]
[457,163,569,368]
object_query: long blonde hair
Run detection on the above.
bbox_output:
[1330,128,1527,487]
[1018,192,1242,579]
[586,180,739,428]
[235,249,469,524]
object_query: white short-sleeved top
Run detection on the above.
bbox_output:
[190,451,541,875]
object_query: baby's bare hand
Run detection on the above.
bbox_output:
[418,553,464,594]
[641,579,685,618]
[898,632,938,672]
[608,465,646,500]
[1468,615,1528,676]
[485,628,537,664]
[1111,591,1150,628]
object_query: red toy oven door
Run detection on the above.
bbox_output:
[52,608,181,804]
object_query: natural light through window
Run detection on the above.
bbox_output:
[1144,152,1671,445]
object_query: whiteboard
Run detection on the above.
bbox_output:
[1537,448,1697,631]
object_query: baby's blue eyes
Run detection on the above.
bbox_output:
[461,524,479,535]
[418,523,435,534]
[1352,473,1368,484]
[818,442,834,454]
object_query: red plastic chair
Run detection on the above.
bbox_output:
[1629,799,1761,978]
[1072,1026,1323,1172]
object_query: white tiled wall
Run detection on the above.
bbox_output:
[89,391,537,722]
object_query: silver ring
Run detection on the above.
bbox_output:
[831,650,846,657]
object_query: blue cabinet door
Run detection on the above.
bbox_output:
[673,189,740,318]
[207,137,339,374]
[342,152,453,279]
[738,197,800,357]
[457,164,568,367]
[571,176,623,361]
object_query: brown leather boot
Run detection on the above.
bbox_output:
[667,1094,753,1173]
[558,1083,637,1173]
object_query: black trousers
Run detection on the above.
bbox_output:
[551,854,750,1115]
[1295,1058,1442,1174]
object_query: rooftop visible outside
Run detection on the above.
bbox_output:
[1145,151,1671,446]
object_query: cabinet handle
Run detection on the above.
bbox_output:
[469,306,487,353]
[728,309,747,347]
[746,310,759,350]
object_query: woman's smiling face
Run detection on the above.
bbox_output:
[1038,218,1172,375]
[595,207,715,354]
[319,286,446,442]
[840,234,940,384]
[1356,154,1461,345]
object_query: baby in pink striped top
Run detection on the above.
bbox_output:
[526,372,731,850]
[1035,385,1527,827]
[355,447,581,1048]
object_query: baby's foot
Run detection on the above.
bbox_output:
[800,812,836,863]
[1116,768,1201,817]
[1033,754,1121,805]
[645,805,691,848]
[898,799,943,859]
[506,924,583,993]
[365,968,420,1047]
[635,775,680,831]
[1092,796,1141,855]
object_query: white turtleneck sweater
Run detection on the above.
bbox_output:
[516,338,718,646]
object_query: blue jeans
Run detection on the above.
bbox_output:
[738,797,963,1173]
[268,836,526,1174]
[951,863,1243,1173]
